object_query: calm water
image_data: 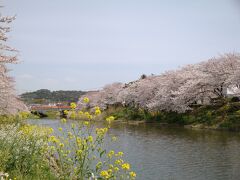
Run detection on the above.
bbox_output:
[28,119,240,180]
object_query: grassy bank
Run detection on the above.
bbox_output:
[102,99,240,131]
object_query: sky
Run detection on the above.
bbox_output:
[2,0,240,93]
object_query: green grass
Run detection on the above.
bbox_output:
[45,111,60,119]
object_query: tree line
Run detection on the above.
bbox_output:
[21,89,86,104]
[78,53,240,113]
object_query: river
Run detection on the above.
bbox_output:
[27,119,240,180]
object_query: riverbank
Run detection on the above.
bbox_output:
[29,98,240,131]
[100,99,240,131]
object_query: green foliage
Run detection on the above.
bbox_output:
[107,106,152,121]
[0,115,18,124]
[236,110,240,115]
[103,100,240,131]
[181,115,196,124]
[0,112,31,124]
[28,113,41,119]
[45,111,60,119]
[230,97,240,102]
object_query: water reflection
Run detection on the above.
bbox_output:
[28,119,240,180]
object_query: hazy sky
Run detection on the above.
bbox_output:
[3,0,240,93]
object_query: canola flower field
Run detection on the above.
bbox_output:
[0,98,136,180]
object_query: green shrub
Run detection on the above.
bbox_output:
[45,111,60,119]
[181,115,196,124]
[230,97,240,102]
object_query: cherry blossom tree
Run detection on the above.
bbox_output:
[117,75,161,108]
[145,69,193,112]
[148,53,240,112]
[100,82,124,106]
[0,10,27,114]
[78,91,103,109]
[78,53,240,113]
[78,83,124,110]
[198,53,240,98]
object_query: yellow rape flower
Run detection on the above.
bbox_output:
[49,136,59,143]
[84,112,90,116]
[49,128,54,134]
[77,149,83,156]
[116,151,124,157]
[70,102,77,109]
[83,97,89,103]
[68,132,74,139]
[106,116,115,124]
[78,111,83,115]
[63,110,68,115]
[63,154,68,157]
[61,118,67,123]
[107,150,115,158]
[122,163,130,170]
[115,159,124,165]
[20,125,35,135]
[129,171,136,178]
[20,111,29,119]
[67,131,73,136]
[107,169,113,174]
[94,106,100,110]
[84,121,89,126]
[58,127,63,131]
[95,109,101,115]
[114,167,119,172]
[96,128,108,136]
[87,136,93,143]
[70,112,76,119]
[59,143,64,148]
[100,170,110,179]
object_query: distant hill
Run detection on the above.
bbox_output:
[20,89,86,104]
